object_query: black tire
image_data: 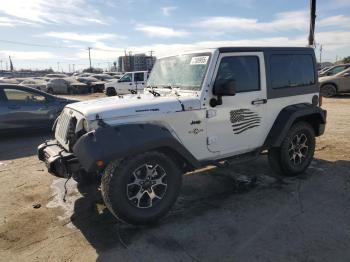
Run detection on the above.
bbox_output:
[106,87,116,96]
[268,122,315,176]
[101,151,182,225]
[320,84,336,98]
[47,88,54,94]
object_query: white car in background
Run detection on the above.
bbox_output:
[105,71,148,96]
[20,79,48,91]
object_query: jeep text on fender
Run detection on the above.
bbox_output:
[38,47,326,225]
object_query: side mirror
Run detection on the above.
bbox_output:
[210,80,236,107]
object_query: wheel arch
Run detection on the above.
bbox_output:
[72,123,201,173]
[263,103,326,149]
[320,82,338,91]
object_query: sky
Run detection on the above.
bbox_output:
[0,0,349,71]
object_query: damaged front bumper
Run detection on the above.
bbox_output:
[38,140,80,178]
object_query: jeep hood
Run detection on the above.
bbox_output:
[66,93,201,120]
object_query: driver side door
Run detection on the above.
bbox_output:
[117,73,134,94]
[206,52,269,156]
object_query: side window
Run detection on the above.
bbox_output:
[119,73,132,82]
[270,54,315,89]
[330,66,345,75]
[134,72,144,82]
[215,56,260,93]
[4,89,46,103]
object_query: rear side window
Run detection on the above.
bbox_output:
[328,66,347,75]
[270,54,315,89]
[134,72,144,82]
[216,56,260,93]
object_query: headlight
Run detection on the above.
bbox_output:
[82,119,89,131]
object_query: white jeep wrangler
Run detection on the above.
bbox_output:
[38,47,326,225]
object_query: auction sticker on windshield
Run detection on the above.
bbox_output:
[190,56,209,65]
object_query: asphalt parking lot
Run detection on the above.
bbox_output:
[1,95,350,262]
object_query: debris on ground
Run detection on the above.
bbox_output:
[32,203,41,209]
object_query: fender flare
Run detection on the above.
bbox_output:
[73,123,201,172]
[263,103,327,148]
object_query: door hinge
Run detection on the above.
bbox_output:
[206,109,217,118]
[207,136,218,145]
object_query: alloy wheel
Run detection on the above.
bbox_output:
[127,164,168,209]
[288,133,309,165]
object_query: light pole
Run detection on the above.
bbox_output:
[87,47,92,72]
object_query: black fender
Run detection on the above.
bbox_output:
[73,124,201,173]
[263,103,327,148]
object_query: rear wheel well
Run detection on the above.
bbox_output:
[321,82,337,91]
[293,114,324,136]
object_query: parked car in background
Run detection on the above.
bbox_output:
[0,78,21,84]
[78,73,93,78]
[91,74,114,81]
[75,77,105,93]
[105,72,124,79]
[319,68,350,97]
[20,79,47,91]
[45,73,69,78]
[33,77,50,82]
[46,78,88,94]
[0,84,76,134]
[105,71,148,96]
[319,64,350,77]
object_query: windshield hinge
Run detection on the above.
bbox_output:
[206,109,217,118]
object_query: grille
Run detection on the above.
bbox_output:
[56,110,72,143]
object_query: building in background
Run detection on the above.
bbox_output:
[118,53,156,72]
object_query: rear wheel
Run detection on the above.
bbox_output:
[106,87,116,96]
[101,151,182,225]
[47,88,54,94]
[268,122,315,176]
[320,84,336,97]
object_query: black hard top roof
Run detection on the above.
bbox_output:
[218,46,314,53]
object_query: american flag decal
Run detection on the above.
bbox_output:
[230,109,261,134]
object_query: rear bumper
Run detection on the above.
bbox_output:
[38,140,80,178]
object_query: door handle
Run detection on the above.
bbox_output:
[129,83,133,85]
[251,99,267,105]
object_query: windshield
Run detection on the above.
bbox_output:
[147,53,211,90]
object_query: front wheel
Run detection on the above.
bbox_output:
[101,151,182,225]
[106,87,116,96]
[268,122,315,176]
[320,84,336,97]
